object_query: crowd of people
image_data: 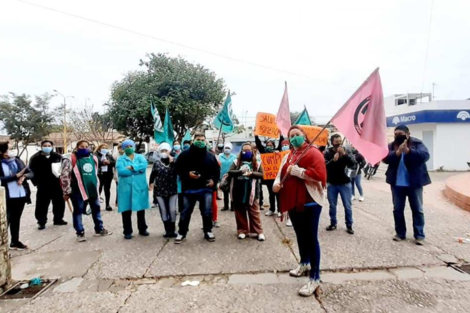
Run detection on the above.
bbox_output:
[0,124,430,297]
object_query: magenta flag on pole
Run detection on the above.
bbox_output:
[276,82,292,136]
[331,68,388,165]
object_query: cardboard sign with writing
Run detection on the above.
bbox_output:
[299,126,329,146]
[261,150,290,180]
[254,112,281,138]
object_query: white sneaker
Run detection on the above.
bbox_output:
[359,196,365,202]
[286,218,293,227]
[205,232,216,242]
[289,264,311,277]
[351,196,356,201]
[238,233,246,240]
[258,234,266,241]
[299,280,320,297]
[213,221,220,228]
[265,211,275,216]
[175,234,186,244]
[277,212,282,218]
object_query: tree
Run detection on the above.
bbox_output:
[109,53,226,144]
[0,93,54,158]
[68,104,115,145]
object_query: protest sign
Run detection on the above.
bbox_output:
[299,126,329,146]
[261,150,290,180]
[254,113,280,138]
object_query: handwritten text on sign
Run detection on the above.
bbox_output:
[299,126,329,146]
[254,113,280,138]
[261,150,290,180]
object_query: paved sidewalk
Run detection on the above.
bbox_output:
[2,171,470,312]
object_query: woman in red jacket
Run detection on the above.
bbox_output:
[274,125,327,297]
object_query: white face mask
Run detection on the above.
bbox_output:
[7,150,17,158]
[224,148,231,154]
[160,152,169,159]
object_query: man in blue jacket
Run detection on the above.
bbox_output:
[383,125,431,245]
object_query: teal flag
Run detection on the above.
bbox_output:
[213,91,234,133]
[182,130,192,142]
[150,100,163,133]
[155,107,175,144]
[294,107,312,126]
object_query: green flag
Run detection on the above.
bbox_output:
[213,91,234,133]
[182,130,192,142]
[294,107,312,126]
[155,107,175,144]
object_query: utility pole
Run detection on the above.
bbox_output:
[54,90,74,154]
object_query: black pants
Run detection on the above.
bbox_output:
[35,184,65,225]
[263,180,280,213]
[6,197,26,244]
[115,182,118,205]
[178,193,184,213]
[223,189,232,210]
[121,210,147,235]
[99,175,113,207]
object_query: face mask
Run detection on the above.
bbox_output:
[282,145,289,151]
[266,146,273,152]
[217,144,224,150]
[42,147,53,154]
[183,144,190,150]
[290,135,306,148]
[241,151,253,161]
[76,148,91,158]
[101,149,108,155]
[125,148,135,156]
[7,150,17,158]
[174,145,181,151]
[224,148,232,154]
[194,141,206,149]
[160,152,169,159]
[394,134,407,145]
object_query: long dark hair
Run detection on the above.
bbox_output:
[236,142,258,170]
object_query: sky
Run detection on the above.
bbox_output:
[1,0,469,127]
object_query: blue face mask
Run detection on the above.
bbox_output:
[241,151,253,161]
[42,147,53,154]
[100,149,108,155]
[282,145,289,151]
[174,145,181,151]
[76,148,91,158]
[183,144,190,150]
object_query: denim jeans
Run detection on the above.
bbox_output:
[327,183,353,227]
[178,191,213,236]
[289,205,322,281]
[71,195,104,235]
[351,174,363,197]
[391,186,425,239]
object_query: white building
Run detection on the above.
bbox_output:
[385,93,470,171]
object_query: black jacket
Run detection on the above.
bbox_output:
[0,157,32,203]
[383,137,431,188]
[254,135,284,154]
[324,147,356,185]
[29,151,62,187]
[175,146,220,192]
[95,152,115,176]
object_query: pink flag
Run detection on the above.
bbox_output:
[331,68,388,165]
[276,82,291,136]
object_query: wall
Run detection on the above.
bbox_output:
[408,124,436,170]
[0,187,11,292]
[435,124,470,171]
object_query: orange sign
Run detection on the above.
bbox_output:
[299,126,329,146]
[261,150,290,180]
[254,112,280,138]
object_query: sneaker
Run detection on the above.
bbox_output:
[139,231,150,236]
[286,218,293,227]
[38,224,46,230]
[265,211,275,216]
[277,212,282,218]
[77,233,86,242]
[326,224,337,231]
[175,234,186,244]
[168,232,178,238]
[351,196,356,201]
[258,234,266,241]
[346,226,355,235]
[124,234,133,240]
[94,229,112,237]
[393,235,405,242]
[106,206,113,211]
[221,207,229,211]
[238,233,246,240]
[205,232,216,242]
[10,242,28,250]
[53,220,68,226]
[298,280,320,297]
[213,221,220,228]
[415,238,425,246]
[290,263,311,277]
[359,196,365,202]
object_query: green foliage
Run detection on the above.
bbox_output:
[0,93,54,156]
[109,53,226,142]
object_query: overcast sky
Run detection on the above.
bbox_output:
[1,0,469,126]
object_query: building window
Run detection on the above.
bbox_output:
[396,99,407,106]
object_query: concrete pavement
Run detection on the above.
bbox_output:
[1,170,470,312]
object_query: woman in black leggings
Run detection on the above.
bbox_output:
[95,144,115,211]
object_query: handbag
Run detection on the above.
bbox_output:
[51,162,61,178]
[219,175,231,193]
